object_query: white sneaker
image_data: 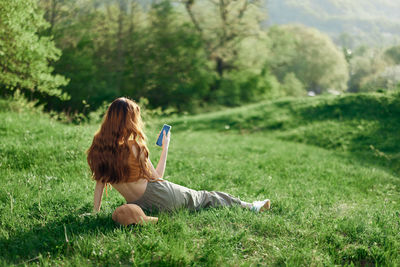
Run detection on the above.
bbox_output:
[251,199,271,212]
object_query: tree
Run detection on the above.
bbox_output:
[267,24,349,94]
[124,1,213,111]
[281,73,306,97]
[38,0,137,112]
[362,65,400,91]
[178,0,275,105]
[348,46,392,92]
[0,0,68,99]
[384,45,400,65]
[180,0,267,80]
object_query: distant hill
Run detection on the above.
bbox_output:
[264,0,400,48]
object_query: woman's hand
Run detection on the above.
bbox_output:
[162,130,171,150]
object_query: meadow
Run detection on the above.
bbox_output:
[0,93,399,266]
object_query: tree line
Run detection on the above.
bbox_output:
[1,0,399,116]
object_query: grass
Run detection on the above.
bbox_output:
[1,93,399,266]
[171,92,400,175]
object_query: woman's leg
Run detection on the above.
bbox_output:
[160,181,251,211]
[131,180,270,212]
[187,191,270,212]
[186,190,243,210]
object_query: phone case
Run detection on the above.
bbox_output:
[156,124,171,146]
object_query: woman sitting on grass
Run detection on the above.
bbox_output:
[87,97,271,225]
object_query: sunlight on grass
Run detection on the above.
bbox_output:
[1,94,399,265]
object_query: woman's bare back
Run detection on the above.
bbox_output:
[112,140,148,202]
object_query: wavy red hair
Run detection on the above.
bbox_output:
[86,97,156,183]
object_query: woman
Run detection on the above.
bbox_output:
[87,97,270,225]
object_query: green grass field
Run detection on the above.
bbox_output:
[1,93,399,266]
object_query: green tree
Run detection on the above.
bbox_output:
[281,73,306,97]
[348,46,391,92]
[41,0,124,113]
[181,0,274,104]
[39,0,213,112]
[384,45,400,65]
[125,1,213,111]
[362,66,400,91]
[181,0,267,78]
[267,24,349,94]
[0,0,68,99]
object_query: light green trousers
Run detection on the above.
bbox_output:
[129,180,242,212]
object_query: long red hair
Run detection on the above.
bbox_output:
[86,97,156,183]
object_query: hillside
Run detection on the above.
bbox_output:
[171,92,400,174]
[265,0,400,47]
[1,94,399,265]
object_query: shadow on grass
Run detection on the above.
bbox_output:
[172,93,400,176]
[1,213,123,264]
[295,93,400,122]
[293,94,400,176]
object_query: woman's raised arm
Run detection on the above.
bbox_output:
[155,130,170,178]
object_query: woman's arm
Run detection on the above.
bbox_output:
[130,130,170,179]
[93,180,105,212]
[155,130,170,178]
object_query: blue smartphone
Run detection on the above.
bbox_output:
[156,124,171,146]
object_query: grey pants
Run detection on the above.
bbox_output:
[128,180,242,212]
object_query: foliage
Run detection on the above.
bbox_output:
[181,0,267,78]
[0,0,68,99]
[123,1,214,111]
[349,46,400,92]
[348,47,386,92]
[37,0,125,113]
[33,0,276,114]
[384,45,400,64]
[281,73,306,97]
[36,0,216,113]
[267,24,349,94]
[211,69,281,106]
[361,65,400,92]
[87,97,178,126]
[0,90,43,114]
[3,0,395,117]
[47,35,114,113]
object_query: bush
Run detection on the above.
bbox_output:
[267,24,349,94]
[0,90,43,114]
[281,73,306,97]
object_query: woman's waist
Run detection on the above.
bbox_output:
[112,179,149,202]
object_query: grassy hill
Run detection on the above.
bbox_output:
[172,92,400,173]
[1,93,399,265]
